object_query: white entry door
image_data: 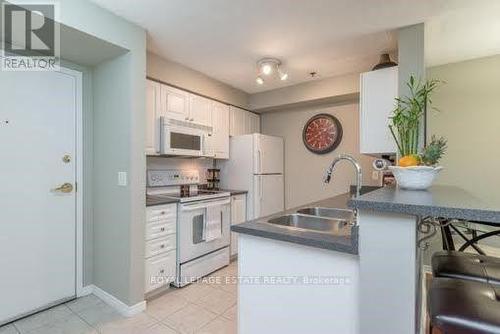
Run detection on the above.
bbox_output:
[0,67,81,324]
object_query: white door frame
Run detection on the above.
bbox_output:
[57,66,84,297]
[0,60,84,314]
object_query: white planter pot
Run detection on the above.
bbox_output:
[388,166,443,190]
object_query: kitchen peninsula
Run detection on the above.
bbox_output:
[233,185,500,334]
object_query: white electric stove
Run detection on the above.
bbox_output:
[147,169,231,287]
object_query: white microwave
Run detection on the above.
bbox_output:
[161,117,210,157]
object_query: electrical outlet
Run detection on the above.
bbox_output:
[371,171,379,181]
[118,172,128,186]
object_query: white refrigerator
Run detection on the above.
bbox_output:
[220,134,284,220]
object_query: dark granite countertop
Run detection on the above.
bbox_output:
[231,193,359,255]
[222,189,248,196]
[348,185,500,224]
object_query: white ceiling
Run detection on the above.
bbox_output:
[91,0,495,93]
[425,1,500,68]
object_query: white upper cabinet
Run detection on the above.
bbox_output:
[160,85,190,122]
[146,80,161,155]
[360,66,398,155]
[248,112,261,134]
[160,85,212,126]
[229,106,245,136]
[189,94,213,127]
[211,101,230,159]
[229,106,260,136]
[146,80,233,158]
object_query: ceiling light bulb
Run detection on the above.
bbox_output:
[256,76,264,85]
[279,72,288,81]
[261,63,273,75]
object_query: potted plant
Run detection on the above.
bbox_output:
[388,75,447,190]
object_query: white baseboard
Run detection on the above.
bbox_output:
[78,285,94,297]
[81,285,146,317]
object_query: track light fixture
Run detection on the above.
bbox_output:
[256,58,288,85]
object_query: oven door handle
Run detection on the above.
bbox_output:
[180,199,230,211]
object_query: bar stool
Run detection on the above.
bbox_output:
[428,278,500,333]
[432,251,500,285]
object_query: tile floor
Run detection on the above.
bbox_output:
[0,261,238,334]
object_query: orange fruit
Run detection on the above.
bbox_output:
[398,155,420,167]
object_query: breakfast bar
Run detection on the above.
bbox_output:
[234,185,500,334]
[348,185,500,334]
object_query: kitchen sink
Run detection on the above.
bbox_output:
[266,214,351,235]
[297,207,354,221]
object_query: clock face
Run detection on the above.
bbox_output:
[302,114,343,154]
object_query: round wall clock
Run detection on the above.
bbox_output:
[302,113,343,154]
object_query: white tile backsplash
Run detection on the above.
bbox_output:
[147,157,215,184]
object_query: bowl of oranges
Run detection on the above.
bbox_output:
[389,137,447,190]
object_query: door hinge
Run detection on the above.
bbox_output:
[74,182,78,192]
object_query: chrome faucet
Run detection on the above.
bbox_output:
[324,154,363,198]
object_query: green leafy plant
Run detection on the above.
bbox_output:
[389,75,441,157]
[420,136,447,166]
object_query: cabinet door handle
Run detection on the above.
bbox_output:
[160,244,165,249]
[159,269,165,274]
[160,227,165,232]
[157,116,164,154]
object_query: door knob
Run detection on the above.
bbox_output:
[52,183,74,193]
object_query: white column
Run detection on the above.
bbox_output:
[358,209,419,334]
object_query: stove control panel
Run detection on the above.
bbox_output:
[147,169,200,187]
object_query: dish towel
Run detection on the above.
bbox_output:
[204,206,222,242]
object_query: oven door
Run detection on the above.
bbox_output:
[178,198,231,264]
[161,123,204,156]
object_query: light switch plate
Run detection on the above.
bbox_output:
[118,172,128,186]
[372,171,379,181]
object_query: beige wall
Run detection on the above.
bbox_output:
[262,102,377,209]
[147,52,249,109]
[427,54,500,205]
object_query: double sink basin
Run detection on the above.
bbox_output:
[267,207,355,236]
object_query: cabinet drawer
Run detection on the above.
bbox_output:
[145,251,176,293]
[145,235,176,258]
[147,204,177,222]
[146,220,176,241]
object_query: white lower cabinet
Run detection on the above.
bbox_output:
[145,203,177,294]
[145,251,176,294]
[230,194,247,256]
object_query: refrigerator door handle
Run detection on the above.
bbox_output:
[258,149,263,173]
[260,177,263,199]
